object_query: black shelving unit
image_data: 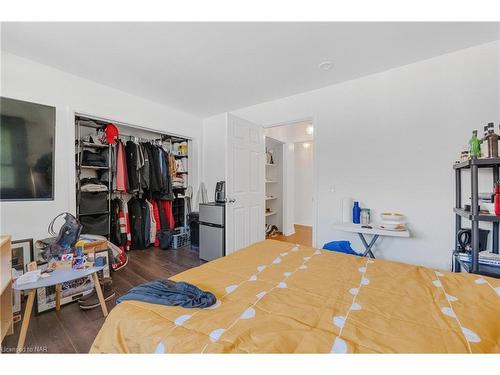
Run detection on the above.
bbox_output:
[454,157,500,277]
[75,116,112,237]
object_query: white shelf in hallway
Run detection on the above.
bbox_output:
[265,211,277,217]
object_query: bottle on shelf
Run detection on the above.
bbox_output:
[352,201,361,224]
[469,130,481,159]
[495,181,500,216]
[484,122,499,158]
[480,125,488,158]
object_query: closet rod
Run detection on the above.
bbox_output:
[115,134,180,143]
[74,112,192,141]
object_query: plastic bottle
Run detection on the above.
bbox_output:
[485,122,499,158]
[480,125,488,158]
[469,130,481,159]
[352,201,361,224]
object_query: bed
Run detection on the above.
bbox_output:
[90,240,500,353]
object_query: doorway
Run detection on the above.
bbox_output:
[264,120,314,247]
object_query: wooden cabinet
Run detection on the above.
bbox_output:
[1,235,14,342]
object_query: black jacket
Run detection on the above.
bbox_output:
[125,141,139,193]
[128,197,145,250]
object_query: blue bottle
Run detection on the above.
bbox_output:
[352,201,361,224]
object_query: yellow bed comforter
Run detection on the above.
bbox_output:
[91,240,500,353]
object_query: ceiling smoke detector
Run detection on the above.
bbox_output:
[318,60,333,71]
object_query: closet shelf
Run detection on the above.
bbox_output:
[80,142,109,149]
[77,211,109,217]
[265,211,277,217]
[454,207,500,222]
[265,163,276,167]
[79,165,109,170]
[265,196,277,201]
[265,180,277,183]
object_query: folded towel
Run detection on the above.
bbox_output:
[116,279,216,308]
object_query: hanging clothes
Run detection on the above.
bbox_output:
[150,199,161,247]
[115,140,128,192]
[119,197,132,251]
[128,197,145,250]
[156,198,175,250]
[158,147,168,192]
[145,199,157,247]
[104,131,184,252]
[110,198,122,247]
[111,198,128,251]
[160,199,175,230]
[111,143,117,192]
[141,199,151,247]
[147,144,162,195]
[137,143,145,194]
[140,143,150,192]
[125,140,140,193]
[161,151,174,200]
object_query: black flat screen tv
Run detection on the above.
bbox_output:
[1,97,55,200]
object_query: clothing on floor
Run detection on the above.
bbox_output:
[116,279,217,308]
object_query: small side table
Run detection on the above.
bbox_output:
[333,223,410,258]
[12,266,107,353]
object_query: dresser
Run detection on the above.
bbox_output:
[1,235,13,342]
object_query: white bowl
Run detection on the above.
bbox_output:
[380,212,406,223]
[378,223,407,231]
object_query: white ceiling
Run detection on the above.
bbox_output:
[2,22,499,117]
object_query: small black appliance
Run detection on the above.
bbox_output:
[215,181,226,203]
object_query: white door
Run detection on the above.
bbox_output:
[226,113,265,255]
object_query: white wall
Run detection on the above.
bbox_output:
[201,114,227,204]
[294,141,314,226]
[0,52,202,241]
[231,41,500,270]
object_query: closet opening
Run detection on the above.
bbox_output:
[74,112,204,279]
[264,120,314,247]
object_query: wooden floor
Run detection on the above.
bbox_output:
[2,245,204,354]
[272,224,312,247]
